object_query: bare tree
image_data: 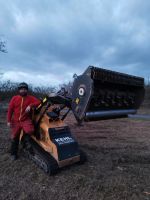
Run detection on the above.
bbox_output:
[147,77,150,86]
[0,39,7,53]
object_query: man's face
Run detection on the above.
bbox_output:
[19,88,28,96]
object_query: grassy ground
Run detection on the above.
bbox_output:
[0,103,150,200]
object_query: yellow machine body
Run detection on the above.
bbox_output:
[32,106,80,168]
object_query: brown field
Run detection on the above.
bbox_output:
[0,103,150,200]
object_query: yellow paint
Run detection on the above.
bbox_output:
[43,97,47,103]
[75,98,80,104]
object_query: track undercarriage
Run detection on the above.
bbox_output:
[21,135,59,175]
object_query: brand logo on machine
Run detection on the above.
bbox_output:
[55,137,74,145]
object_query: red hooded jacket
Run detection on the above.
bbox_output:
[7,95,40,123]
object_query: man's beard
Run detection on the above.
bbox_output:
[19,92,28,96]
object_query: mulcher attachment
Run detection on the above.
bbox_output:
[71,66,145,122]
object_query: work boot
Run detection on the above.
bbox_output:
[10,137,19,157]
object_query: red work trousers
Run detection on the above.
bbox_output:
[11,120,34,139]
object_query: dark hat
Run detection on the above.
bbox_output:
[18,82,28,90]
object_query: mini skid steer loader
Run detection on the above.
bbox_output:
[20,66,145,175]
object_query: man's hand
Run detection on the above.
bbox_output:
[25,105,31,113]
[7,122,11,127]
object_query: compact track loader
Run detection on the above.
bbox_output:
[20,66,145,175]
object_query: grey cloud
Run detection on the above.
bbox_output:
[0,0,150,85]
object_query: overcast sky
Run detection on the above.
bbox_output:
[0,0,150,86]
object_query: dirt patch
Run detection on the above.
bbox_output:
[0,105,150,200]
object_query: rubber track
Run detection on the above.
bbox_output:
[23,137,59,175]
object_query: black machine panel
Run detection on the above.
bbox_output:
[49,126,80,161]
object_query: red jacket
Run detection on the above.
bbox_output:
[7,95,41,122]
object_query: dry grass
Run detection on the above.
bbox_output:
[0,104,150,200]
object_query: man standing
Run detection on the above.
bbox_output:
[7,82,40,160]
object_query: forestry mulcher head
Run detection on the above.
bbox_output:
[71,66,145,122]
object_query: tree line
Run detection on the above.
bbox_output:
[0,80,56,101]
